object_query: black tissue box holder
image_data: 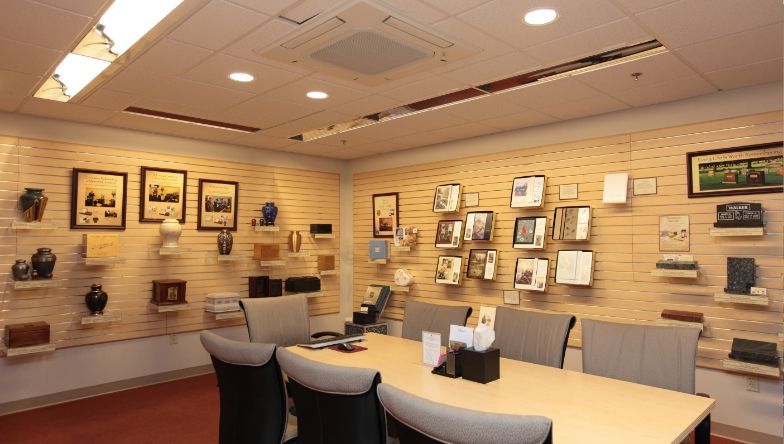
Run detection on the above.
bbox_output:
[352,311,379,325]
[461,347,500,384]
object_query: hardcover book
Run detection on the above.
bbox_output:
[514,258,550,291]
[466,249,497,280]
[552,206,590,241]
[554,250,593,286]
[368,239,390,260]
[361,284,391,314]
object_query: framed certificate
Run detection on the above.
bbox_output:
[140,166,187,222]
[197,179,238,230]
[71,168,128,229]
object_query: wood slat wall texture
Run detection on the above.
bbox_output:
[353,111,783,375]
[0,137,340,351]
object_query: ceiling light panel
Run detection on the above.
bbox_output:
[523,8,558,26]
[34,53,110,101]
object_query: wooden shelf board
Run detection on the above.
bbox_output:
[287,252,310,258]
[13,279,59,290]
[81,312,122,324]
[709,227,764,237]
[11,221,57,230]
[391,285,411,293]
[655,318,703,331]
[714,293,769,306]
[369,259,388,264]
[319,269,338,275]
[721,359,780,378]
[206,311,244,321]
[391,246,411,252]
[217,255,249,262]
[149,302,191,313]
[259,260,285,267]
[3,343,56,357]
[254,226,280,232]
[313,233,334,239]
[83,256,126,266]
[158,246,192,255]
[650,269,698,278]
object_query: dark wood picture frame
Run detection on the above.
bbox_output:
[197,179,239,231]
[71,168,128,230]
[372,192,398,238]
[139,166,188,223]
[686,141,783,198]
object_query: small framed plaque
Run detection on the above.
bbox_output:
[632,177,657,196]
[559,183,578,200]
[503,290,520,305]
[463,192,479,208]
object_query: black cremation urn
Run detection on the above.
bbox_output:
[85,284,108,315]
[11,259,31,281]
[31,247,56,279]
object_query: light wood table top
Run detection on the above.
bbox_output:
[288,333,714,444]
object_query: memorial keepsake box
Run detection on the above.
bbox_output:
[83,233,119,258]
[4,321,50,348]
[205,293,241,313]
[248,275,270,298]
[151,279,187,305]
[253,244,280,260]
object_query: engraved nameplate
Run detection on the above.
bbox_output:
[714,202,763,228]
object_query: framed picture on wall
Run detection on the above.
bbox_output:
[140,167,187,223]
[372,192,398,237]
[435,255,463,285]
[513,216,547,249]
[197,179,238,230]
[464,211,494,241]
[466,249,497,280]
[659,215,690,252]
[435,220,463,248]
[514,258,549,292]
[686,142,783,198]
[510,175,546,208]
[71,168,128,229]
[433,184,461,212]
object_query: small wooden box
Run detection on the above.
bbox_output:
[83,234,119,258]
[254,244,280,260]
[4,321,50,348]
[152,279,187,305]
[317,255,335,271]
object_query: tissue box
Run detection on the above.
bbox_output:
[461,347,500,383]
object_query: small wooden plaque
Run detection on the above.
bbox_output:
[4,321,50,348]
[253,244,280,260]
[151,279,187,305]
[317,255,335,271]
[83,234,119,258]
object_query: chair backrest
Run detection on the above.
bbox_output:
[276,348,386,444]
[581,319,700,394]
[377,383,553,444]
[200,330,287,444]
[240,294,310,346]
[494,307,576,369]
[401,300,473,346]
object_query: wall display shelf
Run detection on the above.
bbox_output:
[390,285,410,293]
[148,302,191,313]
[655,318,703,332]
[259,260,285,267]
[312,233,334,239]
[206,310,244,321]
[13,279,59,290]
[319,269,338,276]
[81,311,122,325]
[650,269,698,278]
[287,252,310,258]
[709,227,764,237]
[158,246,192,255]
[83,256,126,266]
[286,291,323,299]
[721,359,781,378]
[11,221,57,230]
[391,246,411,253]
[217,255,249,262]
[369,259,387,264]
[2,342,56,357]
[254,226,280,232]
[714,293,769,306]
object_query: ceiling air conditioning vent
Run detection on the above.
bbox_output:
[256,1,478,86]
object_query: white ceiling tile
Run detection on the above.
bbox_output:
[277,0,338,23]
[478,109,559,131]
[80,88,139,111]
[102,68,175,96]
[575,52,699,93]
[33,0,110,16]
[443,95,528,121]
[391,129,453,148]
[222,95,320,128]
[538,93,629,120]
[140,78,255,111]
[169,0,268,51]
[377,75,469,104]
[129,39,213,78]
[0,37,62,75]
[439,51,542,86]
[0,91,27,111]
[380,0,449,24]
[261,77,368,109]
[261,109,353,138]
[420,0,494,15]
[223,18,312,73]
[329,94,400,119]
[279,142,344,158]
[0,69,40,95]
[500,77,601,109]
[675,23,783,74]
[302,131,379,148]
[427,122,501,141]
[431,17,517,65]
[608,74,716,107]
[231,132,299,149]
[182,53,303,95]
[20,98,111,124]
[226,0,298,15]
[351,139,408,154]
[610,0,678,14]
[705,58,783,91]
[103,112,245,143]
[635,0,784,49]
[0,0,92,50]
[327,147,378,160]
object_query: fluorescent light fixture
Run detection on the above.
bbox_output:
[123,106,260,133]
[34,53,110,101]
[523,8,558,26]
[306,91,329,99]
[229,72,255,82]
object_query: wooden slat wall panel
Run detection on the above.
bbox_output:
[352,111,783,375]
[0,137,340,351]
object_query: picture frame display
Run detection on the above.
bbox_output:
[552,206,591,241]
[372,192,398,238]
[659,215,690,252]
[463,192,479,208]
[513,216,547,249]
[466,249,497,280]
[554,250,594,286]
[435,255,463,285]
[140,166,187,223]
[559,183,578,200]
[435,220,463,248]
[71,168,128,229]
[510,175,545,208]
[464,211,494,241]
[514,258,550,291]
[686,142,783,198]
[503,290,520,305]
[478,306,497,329]
[633,177,657,196]
[433,184,461,212]
[393,226,417,247]
[197,179,238,231]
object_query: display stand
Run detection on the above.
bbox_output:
[11,221,57,230]
[254,226,280,232]
[148,302,191,312]
[312,233,334,239]
[722,359,780,378]
[714,293,769,306]
[217,255,249,262]
[83,256,126,266]
[369,259,387,264]
[709,227,764,237]
[2,343,56,357]
[81,311,122,324]
[650,269,698,278]
[344,321,388,336]
[259,260,285,267]
[13,279,59,290]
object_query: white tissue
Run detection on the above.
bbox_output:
[473,324,495,351]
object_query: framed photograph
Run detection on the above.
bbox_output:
[686,142,783,198]
[393,226,417,247]
[140,167,187,222]
[510,175,545,208]
[435,255,463,285]
[514,258,550,291]
[552,206,591,241]
[554,250,594,286]
[433,184,461,212]
[71,168,128,229]
[373,192,398,237]
[633,177,657,196]
[464,211,494,241]
[435,220,463,248]
[513,216,547,249]
[659,215,690,252]
[559,183,578,200]
[503,290,520,305]
[478,306,497,329]
[463,192,479,207]
[466,249,497,280]
[197,179,238,230]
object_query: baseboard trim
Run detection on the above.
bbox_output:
[0,364,214,416]
[713,422,781,444]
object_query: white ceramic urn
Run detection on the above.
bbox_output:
[159,218,182,248]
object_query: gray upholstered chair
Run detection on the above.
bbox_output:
[276,348,386,444]
[581,319,709,444]
[493,307,576,368]
[377,383,552,444]
[200,330,296,444]
[239,294,339,346]
[401,300,473,347]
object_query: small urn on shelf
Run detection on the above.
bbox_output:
[217,229,233,255]
[11,259,31,281]
[160,218,182,248]
[31,248,56,279]
[261,202,278,226]
[85,284,108,315]
[288,230,302,253]
[19,188,48,222]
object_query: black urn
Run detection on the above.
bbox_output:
[85,284,108,315]
[31,247,56,279]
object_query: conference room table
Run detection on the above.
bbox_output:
[288,333,715,444]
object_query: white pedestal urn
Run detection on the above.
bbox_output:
[160,218,182,248]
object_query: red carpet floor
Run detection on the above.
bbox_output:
[0,373,218,444]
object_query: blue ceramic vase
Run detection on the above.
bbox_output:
[262,202,278,226]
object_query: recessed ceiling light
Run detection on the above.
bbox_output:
[229,72,254,82]
[306,91,329,100]
[523,8,558,26]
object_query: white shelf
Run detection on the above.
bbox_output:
[81,311,122,324]
[254,226,280,232]
[149,302,191,312]
[287,252,310,258]
[206,310,244,320]
[13,279,59,290]
[369,259,388,264]
[709,227,764,237]
[217,254,249,262]
[655,318,703,331]
[259,260,285,267]
[391,285,411,293]
[391,246,411,253]
[3,343,56,357]
[286,291,323,299]
[319,269,338,276]
[158,246,192,255]
[650,269,698,278]
[722,359,780,378]
[313,233,334,239]
[83,256,126,266]
[714,293,769,306]
[11,221,57,230]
